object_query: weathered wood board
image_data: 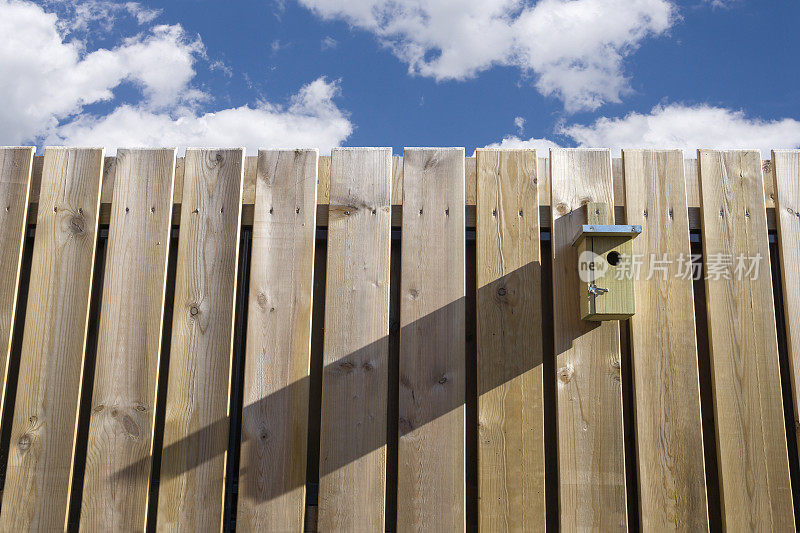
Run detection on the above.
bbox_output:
[698,149,794,531]
[550,148,627,530]
[156,148,244,531]
[0,148,104,531]
[476,149,545,531]
[317,148,392,531]
[236,150,318,531]
[623,149,709,531]
[397,148,466,531]
[773,150,800,465]
[0,147,34,430]
[80,149,176,531]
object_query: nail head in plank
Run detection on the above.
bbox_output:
[476,149,545,531]
[698,149,794,531]
[156,148,244,531]
[0,147,104,531]
[236,150,318,531]
[79,149,176,532]
[623,149,709,531]
[318,148,392,532]
[550,148,627,530]
[0,147,34,432]
[398,148,466,531]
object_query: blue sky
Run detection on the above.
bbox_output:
[1,0,798,155]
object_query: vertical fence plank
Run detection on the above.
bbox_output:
[0,147,34,429]
[623,150,709,531]
[0,148,104,531]
[550,148,627,530]
[475,149,545,531]
[698,149,794,531]
[236,150,318,531]
[318,148,392,531]
[774,150,800,463]
[79,149,176,531]
[397,148,466,531]
[156,148,244,531]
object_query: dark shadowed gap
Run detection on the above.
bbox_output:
[146,226,180,532]
[691,235,722,533]
[0,225,36,509]
[67,226,108,532]
[223,226,252,532]
[305,229,328,527]
[540,237,558,533]
[769,235,800,529]
[386,229,401,532]
[620,318,639,533]
[465,230,477,533]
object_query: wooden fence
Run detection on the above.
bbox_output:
[0,146,798,531]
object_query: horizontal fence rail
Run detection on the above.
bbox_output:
[0,146,798,532]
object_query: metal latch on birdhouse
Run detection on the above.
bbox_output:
[572,203,641,321]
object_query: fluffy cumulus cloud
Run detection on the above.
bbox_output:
[487,104,800,156]
[0,0,352,152]
[297,0,675,111]
[47,78,353,154]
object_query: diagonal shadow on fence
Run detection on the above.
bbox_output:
[113,260,548,507]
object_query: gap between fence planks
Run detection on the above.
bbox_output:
[551,149,628,531]
[699,150,794,531]
[79,149,176,532]
[475,149,545,531]
[0,148,34,434]
[156,149,244,530]
[0,148,104,531]
[397,148,466,531]
[623,149,709,531]
[773,150,800,472]
[317,148,392,531]
[25,154,779,230]
[236,149,318,531]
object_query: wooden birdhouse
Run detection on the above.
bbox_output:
[572,203,642,321]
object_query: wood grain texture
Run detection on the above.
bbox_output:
[28,155,779,232]
[79,149,176,532]
[773,150,800,466]
[156,148,244,531]
[397,148,466,532]
[550,148,627,531]
[0,147,104,531]
[698,149,794,532]
[0,147,34,430]
[236,150,318,531]
[475,149,545,531]
[318,148,392,532]
[622,150,709,531]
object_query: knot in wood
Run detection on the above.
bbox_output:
[497,287,507,297]
[556,202,569,215]
[69,214,85,234]
[190,305,199,316]
[558,364,575,383]
[18,434,32,451]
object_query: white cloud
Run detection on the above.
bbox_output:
[0,0,353,152]
[514,116,526,135]
[321,36,338,50]
[483,135,561,153]
[45,0,162,32]
[563,104,800,156]
[0,0,202,142]
[297,0,675,111]
[46,78,353,155]
[486,104,800,157]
